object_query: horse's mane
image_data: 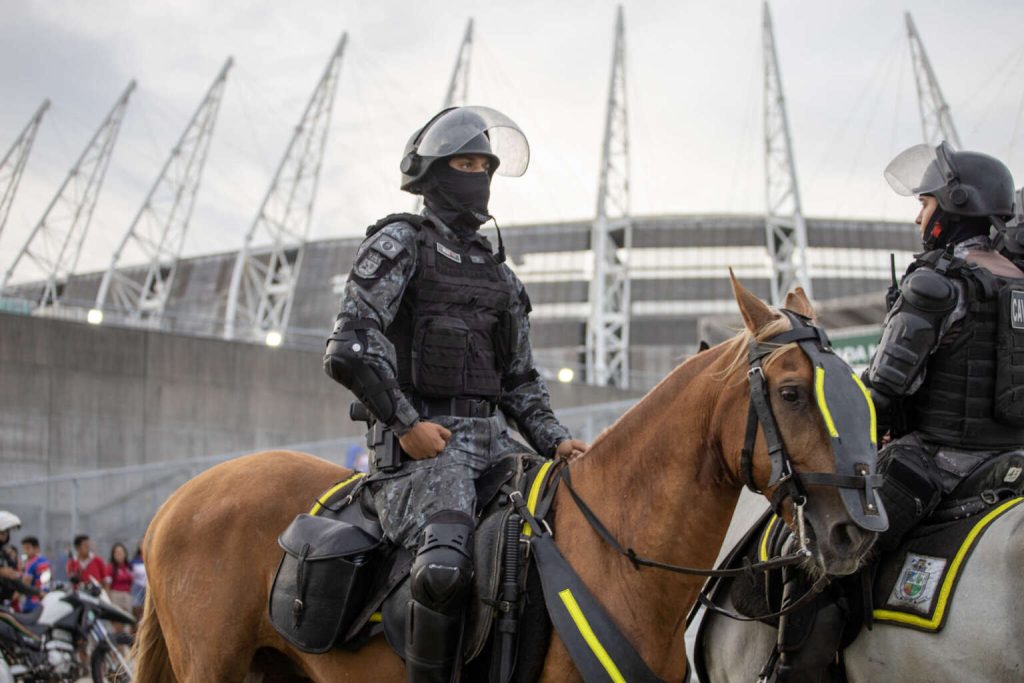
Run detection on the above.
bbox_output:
[578,311,799,459]
[717,312,800,383]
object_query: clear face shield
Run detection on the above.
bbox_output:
[417,106,530,177]
[883,142,958,197]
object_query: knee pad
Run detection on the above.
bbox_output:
[410,511,474,615]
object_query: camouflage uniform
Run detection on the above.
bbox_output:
[333,208,571,549]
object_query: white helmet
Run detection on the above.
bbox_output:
[0,511,21,533]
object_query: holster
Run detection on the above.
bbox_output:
[367,420,405,473]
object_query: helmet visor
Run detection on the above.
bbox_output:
[883,143,949,196]
[417,106,530,176]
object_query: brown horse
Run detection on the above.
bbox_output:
[134,278,876,682]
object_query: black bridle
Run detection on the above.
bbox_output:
[739,310,884,525]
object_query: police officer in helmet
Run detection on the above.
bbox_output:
[324,106,587,682]
[770,141,1021,682]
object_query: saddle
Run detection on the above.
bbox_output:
[692,449,1024,674]
[268,452,556,681]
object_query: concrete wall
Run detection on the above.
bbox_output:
[0,311,638,481]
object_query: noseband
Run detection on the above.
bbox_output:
[739,310,884,528]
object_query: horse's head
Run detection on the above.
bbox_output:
[715,275,887,576]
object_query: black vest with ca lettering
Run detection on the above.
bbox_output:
[379,216,514,401]
[910,251,1024,448]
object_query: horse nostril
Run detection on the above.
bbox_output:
[829,523,862,554]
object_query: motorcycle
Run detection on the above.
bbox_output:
[0,576,135,682]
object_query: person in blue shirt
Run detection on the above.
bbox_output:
[19,536,50,612]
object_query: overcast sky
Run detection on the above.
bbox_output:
[2,0,1023,280]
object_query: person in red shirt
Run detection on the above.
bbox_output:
[104,542,134,633]
[65,535,105,586]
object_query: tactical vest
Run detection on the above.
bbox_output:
[910,250,1024,448]
[373,215,515,402]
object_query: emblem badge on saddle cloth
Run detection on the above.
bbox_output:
[741,311,887,533]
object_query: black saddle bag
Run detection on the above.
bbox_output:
[269,513,381,653]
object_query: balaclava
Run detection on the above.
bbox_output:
[423,162,492,235]
[922,202,992,251]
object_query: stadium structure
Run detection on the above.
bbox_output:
[0,5,1018,393]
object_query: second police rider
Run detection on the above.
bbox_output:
[323,106,588,683]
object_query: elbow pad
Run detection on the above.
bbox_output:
[868,269,956,396]
[324,324,399,426]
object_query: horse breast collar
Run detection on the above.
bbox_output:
[740,309,888,533]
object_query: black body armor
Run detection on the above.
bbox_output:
[384,218,515,402]
[906,253,1024,448]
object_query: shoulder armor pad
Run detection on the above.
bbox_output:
[365,212,426,237]
[900,268,957,312]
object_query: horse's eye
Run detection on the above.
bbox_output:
[780,387,799,402]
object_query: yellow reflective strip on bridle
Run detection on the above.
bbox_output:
[557,589,627,683]
[309,472,365,516]
[814,366,839,438]
[850,372,877,445]
[523,460,554,537]
[759,515,780,562]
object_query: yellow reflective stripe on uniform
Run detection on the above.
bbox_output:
[523,460,554,537]
[814,367,839,438]
[873,497,1024,630]
[309,472,365,516]
[557,589,627,683]
[369,611,382,623]
[759,515,780,562]
[850,372,878,445]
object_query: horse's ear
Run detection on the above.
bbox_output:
[783,287,817,321]
[729,269,775,333]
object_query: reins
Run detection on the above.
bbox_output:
[520,310,884,627]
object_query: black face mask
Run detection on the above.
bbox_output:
[423,163,492,234]
[922,206,991,251]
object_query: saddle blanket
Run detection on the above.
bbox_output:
[872,496,1024,632]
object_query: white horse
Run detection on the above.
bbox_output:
[698,491,1024,682]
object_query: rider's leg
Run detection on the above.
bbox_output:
[874,436,944,551]
[773,566,847,683]
[405,510,475,683]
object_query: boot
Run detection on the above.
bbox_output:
[771,567,846,683]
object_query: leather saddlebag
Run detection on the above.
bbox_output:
[269,513,381,653]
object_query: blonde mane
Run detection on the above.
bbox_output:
[718,312,802,383]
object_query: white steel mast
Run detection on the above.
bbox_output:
[414,18,474,213]
[585,5,632,388]
[223,35,346,344]
[0,83,135,307]
[905,12,962,148]
[0,100,49,243]
[763,2,812,305]
[93,58,232,326]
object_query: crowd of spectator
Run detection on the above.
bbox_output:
[7,532,147,620]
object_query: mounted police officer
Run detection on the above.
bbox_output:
[770,141,1020,682]
[323,106,587,683]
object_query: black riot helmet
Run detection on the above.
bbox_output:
[884,141,1016,222]
[399,106,530,194]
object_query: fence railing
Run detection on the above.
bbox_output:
[0,400,634,575]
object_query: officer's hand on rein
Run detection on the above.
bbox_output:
[555,439,589,459]
[399,421,452,460]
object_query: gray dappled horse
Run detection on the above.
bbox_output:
[699,491,1024,681]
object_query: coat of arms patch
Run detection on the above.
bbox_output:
[887,553,946,614]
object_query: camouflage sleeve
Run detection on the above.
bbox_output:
[333,221,421,434]
[498,269,572,457]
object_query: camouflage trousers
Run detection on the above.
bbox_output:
[367,414,533,550]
